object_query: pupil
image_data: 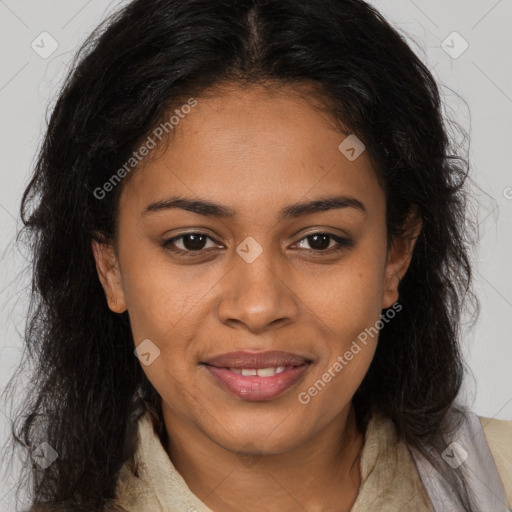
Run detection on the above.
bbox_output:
[184,234,206,251]
[181,234,332,251]
[309,234,330,250]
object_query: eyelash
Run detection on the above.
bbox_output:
[162,232,353,258]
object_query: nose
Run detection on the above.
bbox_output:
[216,248,299,334]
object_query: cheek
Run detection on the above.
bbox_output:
[118,238,209,342]
[301,250,387,336]
[297,248,385,404]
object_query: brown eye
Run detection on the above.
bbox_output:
[296,232,353,252]
[179,234,208,251]
[303,234,331,250]
[163,233,219,256]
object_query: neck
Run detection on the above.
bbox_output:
[162,402,364,512]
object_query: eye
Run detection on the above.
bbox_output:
[294,232,353,254]
[162,231,353,259]
[163,233,220,257]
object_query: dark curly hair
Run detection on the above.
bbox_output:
[1,0,482,510]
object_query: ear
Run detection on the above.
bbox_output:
[91,239,127,313]
[381,208,422,309]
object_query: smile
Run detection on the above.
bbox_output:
[202,363,311,401]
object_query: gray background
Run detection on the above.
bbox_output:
[0,0,511,510]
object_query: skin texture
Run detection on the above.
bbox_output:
[92,83,421,512]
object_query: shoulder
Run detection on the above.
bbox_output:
[479,415,512,509]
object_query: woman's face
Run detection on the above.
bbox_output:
[93,83,418,454]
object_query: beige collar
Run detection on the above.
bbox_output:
[107,411,433,511]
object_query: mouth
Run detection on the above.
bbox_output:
[202,349,312,369]
[200,350,313,401]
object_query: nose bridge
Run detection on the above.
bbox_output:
[216,237,298,331]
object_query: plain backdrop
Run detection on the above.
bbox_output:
[0,0,511,510]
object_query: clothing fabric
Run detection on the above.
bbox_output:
[105,410,512,512]
[412,412,510,511]
[481,415,512,508]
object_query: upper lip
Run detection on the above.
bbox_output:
[202,350,312,369]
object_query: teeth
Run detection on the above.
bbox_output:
[230,367,288,377]
[257,367,276,377]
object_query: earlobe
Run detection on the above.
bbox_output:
[381,211,422,309]
[91,239,127,313]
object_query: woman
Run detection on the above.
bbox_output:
[4,0,511,510]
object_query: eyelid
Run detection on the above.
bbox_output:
[293,227,352,242]
[162,229,353,257]
[163,232,221,252]
[291,232,354,251]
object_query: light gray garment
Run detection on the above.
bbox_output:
[411,411,510,512]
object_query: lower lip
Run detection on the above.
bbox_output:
[202,364,310,401]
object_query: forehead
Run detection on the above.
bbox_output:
[120,83,384,221]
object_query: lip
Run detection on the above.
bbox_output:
[200,350,313,401]
[202,362,311,401]
[202,350,312,369]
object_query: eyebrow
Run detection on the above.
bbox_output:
[142,194,366,221]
